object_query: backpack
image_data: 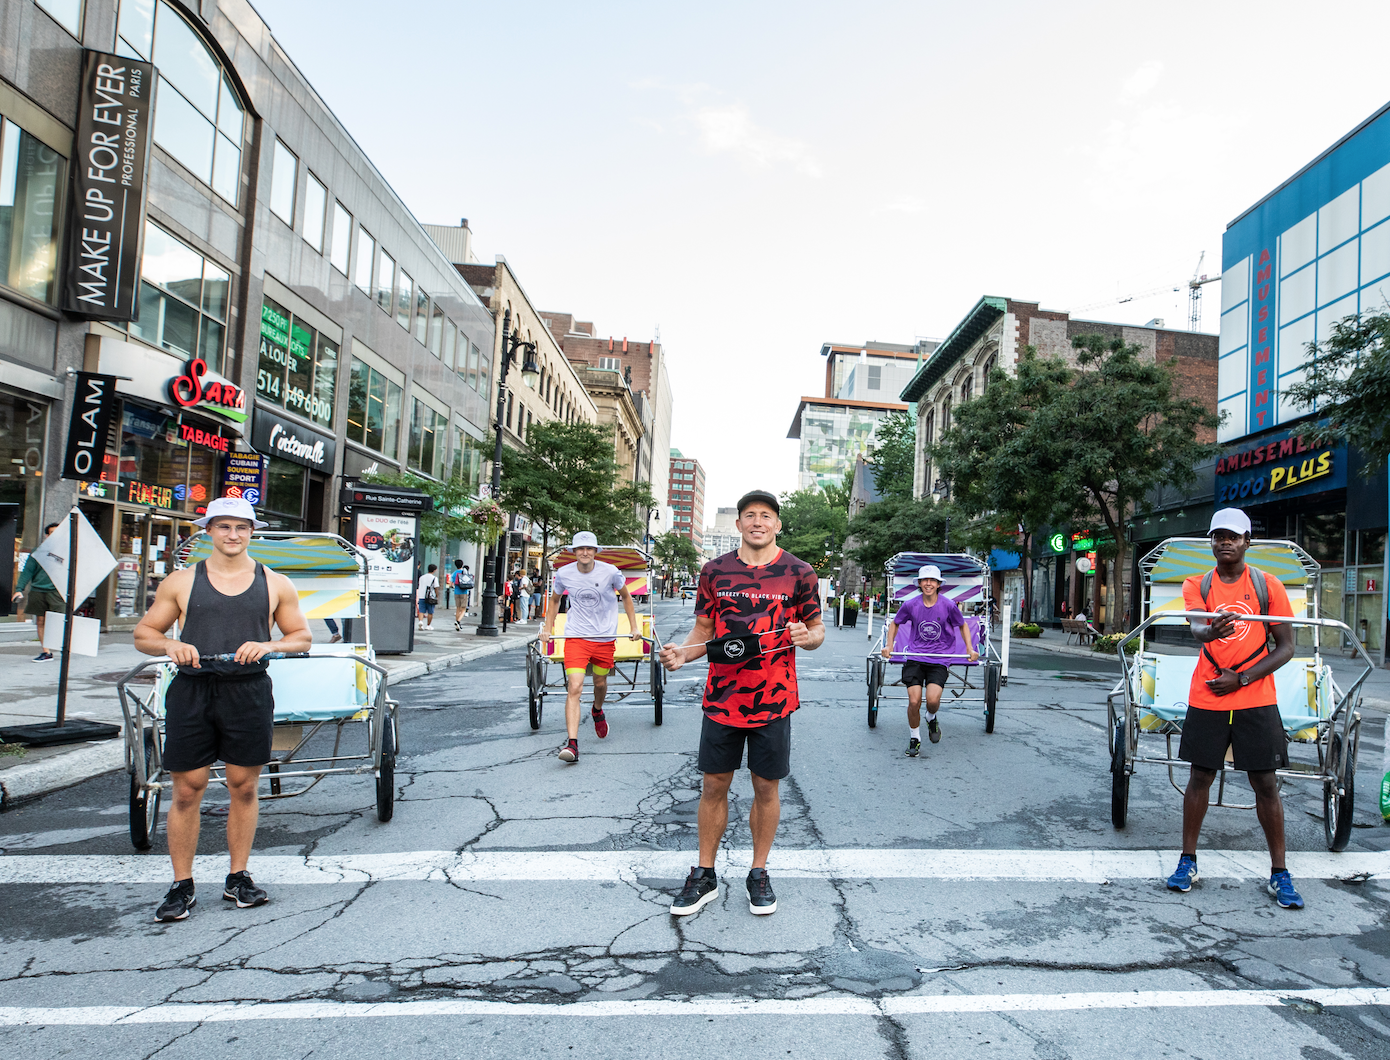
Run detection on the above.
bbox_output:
[423,577,438,604]
[1198,565,1276,676]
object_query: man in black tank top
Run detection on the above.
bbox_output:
[134,498,311,923]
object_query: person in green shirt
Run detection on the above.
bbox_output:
[12,522,61,661]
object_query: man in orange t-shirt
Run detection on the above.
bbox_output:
[1165,507,1301,908]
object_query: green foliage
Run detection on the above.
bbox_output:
[360,468,487,549]
[1011,622,1042,636]
[1092,633,1141,655]
[845,495,956,580]
[778,479,850,573]
[869,412,916,501]
[1282,309,1390,467]
[652,531,700,582]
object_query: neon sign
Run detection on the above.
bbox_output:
[168,359,247,423]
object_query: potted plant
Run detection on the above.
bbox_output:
[1010,621,1043,638]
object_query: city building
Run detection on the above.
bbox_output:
[1143,102,1390,664]
[1,0,497,628]
[701,506,739,560]
[668,449,705,547]
[901,296,1219,626]
[786,341,932,491]
[839,453,885,595]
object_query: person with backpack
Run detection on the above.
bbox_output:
[451,561,474,630]
[416,564,440,631]
[1165,507,1300,908]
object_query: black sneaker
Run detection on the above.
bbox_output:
[905,737,921,757]
[928,718,941,744]
[671,866,719,916]
[155,879,196,922]
[746,868,777,915]
[223,870,269,909]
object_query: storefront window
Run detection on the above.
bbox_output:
[408,398,447,479]
[0,118,65,304]
[257,297,337,427]
[1300,512,1345,567]
[452,425,486,492]
[0,389,47,548]
[262,457,305,530]
[347,357,403,460]
[128,222,230,372]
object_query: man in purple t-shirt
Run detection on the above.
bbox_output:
[880,564,977,756]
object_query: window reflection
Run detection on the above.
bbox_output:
[376,250,395,314]
[127,221,229,372]
[0,119,65,303]
[348,357,402,461]
[395,269,412,329]
[330,203,351,273]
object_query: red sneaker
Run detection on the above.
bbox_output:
[592,709,609,739]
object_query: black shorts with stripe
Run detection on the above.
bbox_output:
[1178,703,1288,772]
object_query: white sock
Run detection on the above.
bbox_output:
[910,727,921,739]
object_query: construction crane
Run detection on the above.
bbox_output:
[1069,253,1221,331]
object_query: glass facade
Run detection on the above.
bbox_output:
[256,296,337,427]
[347,357,403,460]
[408,398,447,479]
[796,403,897,491]
[128,221,230,372]
[0,389,47,550]
[0,118,65,304]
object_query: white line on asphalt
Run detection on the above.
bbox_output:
[2,988,1388,1025]
[0,849,1385,885]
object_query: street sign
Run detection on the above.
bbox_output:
[31,511,117,604]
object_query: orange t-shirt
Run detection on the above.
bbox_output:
[1182,566,1293,711]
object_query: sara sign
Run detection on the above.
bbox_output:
[62,51,155,320]
[251,407,336,470]
[60,372,118,480]
[1214,428,1346,504]
[168,358,248,423]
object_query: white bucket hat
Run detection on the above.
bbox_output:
[571,530,599,548]
[194,496,268,529]
[918,564,943,582]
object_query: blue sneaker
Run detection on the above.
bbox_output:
[1267,870,1304,909]
[1166,855,1199,892]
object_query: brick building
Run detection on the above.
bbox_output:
[668,449,705,548]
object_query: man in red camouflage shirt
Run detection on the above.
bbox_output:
[660,489,824,917]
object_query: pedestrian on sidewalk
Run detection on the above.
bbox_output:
[134,497,312,923]
[1165,507,1301,908]
[519,569,534,621]
[12,521,60,661]
[529,568,543,622]
[543,531,640,764]
[661,490,824,918]
[450,561,473,629]
[416,564,440,631]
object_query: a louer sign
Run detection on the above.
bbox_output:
[251,407,336,470]
[62,50,156,320]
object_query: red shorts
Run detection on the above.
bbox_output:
[563,638,615,675]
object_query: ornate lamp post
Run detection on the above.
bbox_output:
[932,478,951,553]
[476,307,540,637]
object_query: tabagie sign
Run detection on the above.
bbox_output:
[62,50,156,320]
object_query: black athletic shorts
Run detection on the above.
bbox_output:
[1178,703,1289,772]
[902,661,950,689]
[698,713,792,780]
[163,671,276,772]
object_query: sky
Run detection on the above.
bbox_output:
[252,0,1390,513]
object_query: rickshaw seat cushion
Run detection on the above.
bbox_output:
[1133,652,1330,737]
[546,613,652,661]
[265,649,375,723]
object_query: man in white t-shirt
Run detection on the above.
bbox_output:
[542,531,640,763]
[416,564,440,631]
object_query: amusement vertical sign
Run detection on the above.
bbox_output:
[1247,246,1278,434]
[62,50,156,320]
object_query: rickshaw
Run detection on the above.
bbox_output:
[117,533,399,851]
[1108,537,1372,850]
[865,552,1003,732]
[524,545,664,730]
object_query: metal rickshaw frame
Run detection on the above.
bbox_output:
[524,545,665,730]
[116,532,400,852]
[1107,537,1371,851]
[865,551,1004,733]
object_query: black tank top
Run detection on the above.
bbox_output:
[178,561,272,676]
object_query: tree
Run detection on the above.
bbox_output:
[498,420,656,577]
[777,479,850,574]
[868,412,916,501]
[845,495,957,588]
[652,531,700,593]
[1282,308,1390,467]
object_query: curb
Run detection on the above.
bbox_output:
[0,635,533,809]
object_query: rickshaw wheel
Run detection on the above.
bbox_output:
[1110,719,1129,829]
[376,718,396,823]
[1323,732,1354,852]
[867,658,881,729]
[984,663,1000,734]
[528,655,542,731]
[128,729,161,851]
[651,654,664,727]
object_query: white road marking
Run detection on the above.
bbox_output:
[0,849,1385,885]
[1,988,1387,1025]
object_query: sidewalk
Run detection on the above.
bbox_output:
[0,610,536,808]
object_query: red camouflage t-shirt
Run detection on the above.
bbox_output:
[695,548,821,728]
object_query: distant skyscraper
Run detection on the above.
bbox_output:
[667,449,706,548]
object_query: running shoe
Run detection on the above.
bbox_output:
[223,871,269,908]
[454,620,461,631]
[1166,854,1199,892]
[155,880,196,922]
[592,709,609,740]
[671,867,718,916]
[905,737,921,758]
[746,868,777,915]
[928,718,941,744]
[1267,870,1304,909]
[32,651,53,662]
[558,739,578,763]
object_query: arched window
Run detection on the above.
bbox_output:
[922,409,934,446]
[982,354,996,392]
[961,374,973,403]
[940,395,952,433]
[118,1,246,205]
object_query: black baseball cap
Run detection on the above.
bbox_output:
[737,489,780,515]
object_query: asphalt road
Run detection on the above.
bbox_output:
[1,597,1388,1058]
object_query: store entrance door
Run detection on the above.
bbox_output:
[146,516,196,612]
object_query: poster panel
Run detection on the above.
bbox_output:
[355,511,418,595]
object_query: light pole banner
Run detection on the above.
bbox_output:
[60,372,118,480]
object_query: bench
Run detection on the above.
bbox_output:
[1062,618,1099,645]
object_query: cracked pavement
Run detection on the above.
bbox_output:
[1,599,1389,1058]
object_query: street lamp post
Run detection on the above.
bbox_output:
[476,307,540,637]
[933,478,951,552]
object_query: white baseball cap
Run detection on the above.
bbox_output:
[1208,507,1252,537]
[195,496,268,529]
[917,564,943,582]
[571,530,599,548]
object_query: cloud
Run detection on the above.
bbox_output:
[1121,60,1164,99]
[692,103,821,177]
[876,195,925,216]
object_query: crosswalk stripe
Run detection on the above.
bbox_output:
[0,848,1384,885]
[2,988,1388,1025]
